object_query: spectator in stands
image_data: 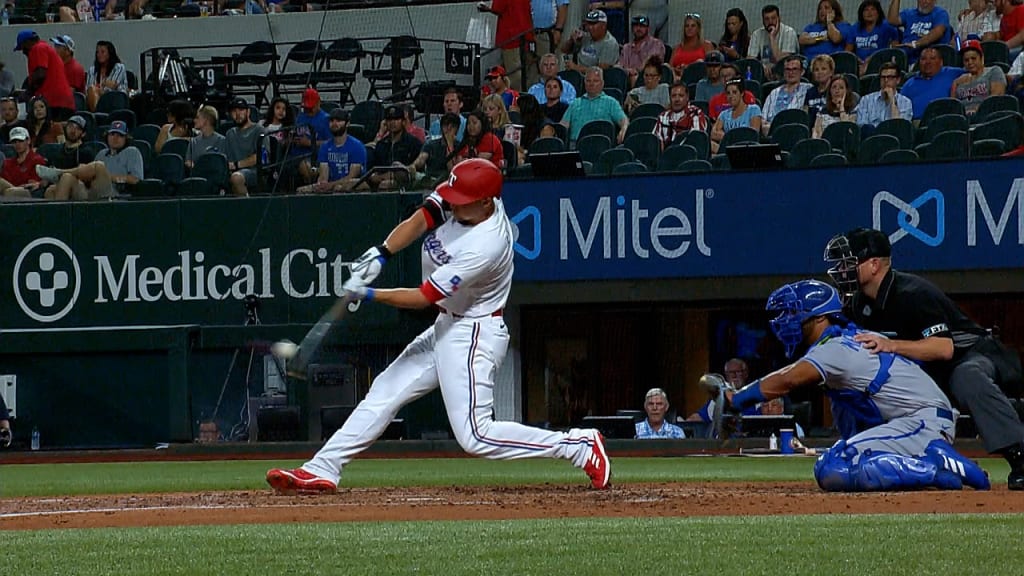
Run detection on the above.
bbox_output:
[372,105,426,146]
[50,35,85,95]
[670,13,716,80]
[762,55,813,134]
[185,104,227,169]
[25,97,62,148]
[428,87,467,141]
[687,358,761,424]
[952,38,1007,114]
[800,0,856,59]
[406,112,459,186]
[588,0,627,44]
[853,0,901,74]
[711,79,763,153]
[997,0,1024,54]
[0,127,45,198]
[261,96,294,143]
[483,65,520,111]
[561,10,620,72]
[0,97,26,144]
[478,0,533,91]
[0,60,14,99]
[38,120,142,201]
[515,93,546,159]
[85,41,127,113]
[46,115,95,175]
[155,99,195,154]
[889,0,952,63]
[481,94,512,140]
[718,8,752,62]
[15,30,75,122]
[900,46,964,119]
[626,56,670,113]
[528,0,569,87]
[708,63,758,120]
[812,74,858,137]
[619,15,666,88]
[368,105,421,190]
[292,87,330,184]
[542,76,570,122]
[631,0,670,40]
[957,0,1000,42]
[653,82,707,148]
[223,99,261,197]
[855,61,914,133]
[748,4,800,78]
[635,388,686,439]
[528,54,577,106]
[297,108,366,195]
[805,54,837,124]
[560,67,628,143]
[59,1,119,22]
[695,50,726,101]
[453,109,504,169]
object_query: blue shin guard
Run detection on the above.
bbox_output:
[814,440,965,492]
[922,439,991,490]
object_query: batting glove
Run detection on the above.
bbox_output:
[348,244,391,286]
[344,285,375,302]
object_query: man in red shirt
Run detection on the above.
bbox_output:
[51,35,86,94]
[15,30,75,121]
[998,0,1024,50]
[479,0,533,91]
[0,127,46,198]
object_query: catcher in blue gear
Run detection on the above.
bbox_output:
[728,279,989,492]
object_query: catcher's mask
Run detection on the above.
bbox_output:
[767,279,845,358]
[823,228,891,302]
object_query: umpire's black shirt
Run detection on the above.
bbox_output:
[846,269,988,385]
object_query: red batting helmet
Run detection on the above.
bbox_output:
[435,158,502,205]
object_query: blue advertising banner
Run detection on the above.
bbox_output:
[502,160,1024,281]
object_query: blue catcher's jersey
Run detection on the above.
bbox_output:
[800,325,953,421]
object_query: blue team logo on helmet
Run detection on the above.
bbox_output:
[766,279,845,358]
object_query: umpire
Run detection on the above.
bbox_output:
[824,228,1024,489]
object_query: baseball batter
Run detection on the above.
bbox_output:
[729,279,989,491]
[266,158,610,493]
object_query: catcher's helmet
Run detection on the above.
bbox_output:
[766,279,845,358]
[823,228,891,302]
[435,158,503,206]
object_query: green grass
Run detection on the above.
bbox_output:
[5,515,1023,575]
[0,457,1012,497]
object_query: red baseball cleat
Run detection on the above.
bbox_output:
[266,468,337,494]
[583,432,611,489]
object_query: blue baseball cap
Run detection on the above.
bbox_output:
[14,30,38,51]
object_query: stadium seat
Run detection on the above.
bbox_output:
[919,98,965,129]
[920,113,969,145]
[629,102,664,120]
[224,41,279,108]
[603,87,624,103]
[178,176,218,196]
[611,160,648,175]
[821,121,861,159]
[191,153,231,192]
[154,153,186,190]
[831,51,860,76]
[577,120,617,143]
[710,153,731,170]
[350,101,384,140]
[677,158,712,172]
[916,130,968,161]
[859,73,881,96]
[37,143,62,166]
[857,134,900,165]
[321,38,365,107]
[73,91,87,112]
[769,108,810,133]
[734,58,765,84]
[971,138,1007,157]
[161,138,190,160]
[130,140,154,178]
[865,48,908,75]
[528,137,565,156]
[677,129,710,159]
[596,147,634,175]
[363,35,423,101]
[603,67,629,99]
[680,61,706,86]
[576,134,612,164]
[274,40,325,98]
[508,163,533,180]
[972,95,1019,124]
[657,144,698,172]
[770,123,810,152]
[557,69,584,95]
[625,116,657,140]
[501,139,517,171]
[95,91,130,116]
[131,178,169,198]
[786,138,832,168]
[623,132,661,169]
[982,40,1011,67]
[878,148,919,163]
[720,126,760,149]
[809,152,848,167]
[875,117,914,149]
[971,111,1024,151]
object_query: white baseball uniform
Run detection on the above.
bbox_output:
[303,193,601,484]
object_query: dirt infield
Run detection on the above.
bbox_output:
[2,482,1021,531]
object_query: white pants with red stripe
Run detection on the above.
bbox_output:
[303,313,598,484]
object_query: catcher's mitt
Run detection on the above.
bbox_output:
[698,373,734,395]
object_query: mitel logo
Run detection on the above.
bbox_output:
[13,237,82,323]
[510,205,541,260]
[872,189,945,247]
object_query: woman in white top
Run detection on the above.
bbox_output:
[85,41,129,112]
[813,74,857,138]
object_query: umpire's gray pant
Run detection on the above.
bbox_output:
[950,349,1024,453]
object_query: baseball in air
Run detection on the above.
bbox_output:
[271,340,300,360]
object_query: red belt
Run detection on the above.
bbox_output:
[439,307,503,319]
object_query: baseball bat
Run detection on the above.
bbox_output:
[286,295,354,379]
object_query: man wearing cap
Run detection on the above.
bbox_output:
[824,228,1024,490]
[483,65,520,110]
[527,54,576,105]
[49,114,95,171]
[478,0,533,92]
[560,67,628,144]
[899,46,964,120]
[428,87,467,141]
[0,126,45,198]
[888,0,952,63]
[367,105,421,190]
[694,50,726,101]
[15,30,75,121]
[630,0,669,40]
[292,87,331,185]
[37,120,143,201]
[587,0,626,44]
[224,99,261,196]
[185,105,227,169]
[529,0,570,86]
[618,15,667,88]
[298,108,366,194]
[562,10,620,73]
[51,35,85,94]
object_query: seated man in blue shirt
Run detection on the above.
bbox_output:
[899,46,963,119]
[888,0,952,63]
[635,388,686,439]
[298,108,367,194]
